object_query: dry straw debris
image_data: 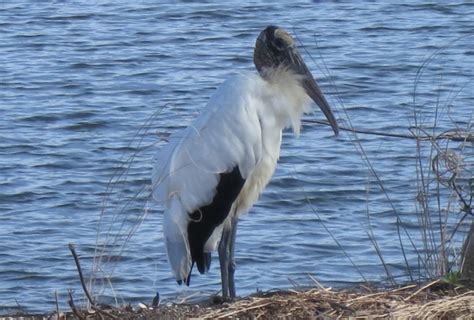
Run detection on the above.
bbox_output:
[31,284,470,320]
[195,285,473,320]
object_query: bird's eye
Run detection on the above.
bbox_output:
[273,37,286,50]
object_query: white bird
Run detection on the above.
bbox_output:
[152,25,339,298]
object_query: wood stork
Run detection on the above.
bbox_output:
[152,25,339,298]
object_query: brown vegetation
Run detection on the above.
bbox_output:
[7,283,472,320]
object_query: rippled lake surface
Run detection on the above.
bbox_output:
[1,1,473,313]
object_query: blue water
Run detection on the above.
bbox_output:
[1,1,473,313]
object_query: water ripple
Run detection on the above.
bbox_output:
[0,1,472,314]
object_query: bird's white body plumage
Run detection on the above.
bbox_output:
[152,68,312,282]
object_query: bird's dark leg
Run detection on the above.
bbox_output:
[218,213,239,299]
[227,214,238,298]
[218,223,231,298]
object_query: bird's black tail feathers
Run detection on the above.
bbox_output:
[177,252,212,286]
[196,251,212,274]
[184,167,245,286]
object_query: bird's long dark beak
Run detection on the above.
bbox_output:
[286,48,339,136]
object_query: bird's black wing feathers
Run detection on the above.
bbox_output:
[187,166,245,278]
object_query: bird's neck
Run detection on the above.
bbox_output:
[258,67,312,135]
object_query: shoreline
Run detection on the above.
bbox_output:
[2,281,472,319]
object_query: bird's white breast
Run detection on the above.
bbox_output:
[233,68,312,216]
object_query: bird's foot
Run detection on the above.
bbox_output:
[212,295,236,304]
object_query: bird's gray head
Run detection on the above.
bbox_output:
[254,26,339,135]
[254,26,296,73]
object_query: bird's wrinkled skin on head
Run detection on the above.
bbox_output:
[253,26,339,135]
[254,26,296,73]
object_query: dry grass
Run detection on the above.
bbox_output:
[12,283,468,320]
[179,285,472,320]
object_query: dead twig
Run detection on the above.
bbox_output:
[213,301,276,319]
[68,290,85,320]
[54,291,61,320]
[390,284,418,293]
[404,279,441,301]
[69,243,96,307]
[303,119,473,142]
[69,243,118,319]
[308,274,331,292]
